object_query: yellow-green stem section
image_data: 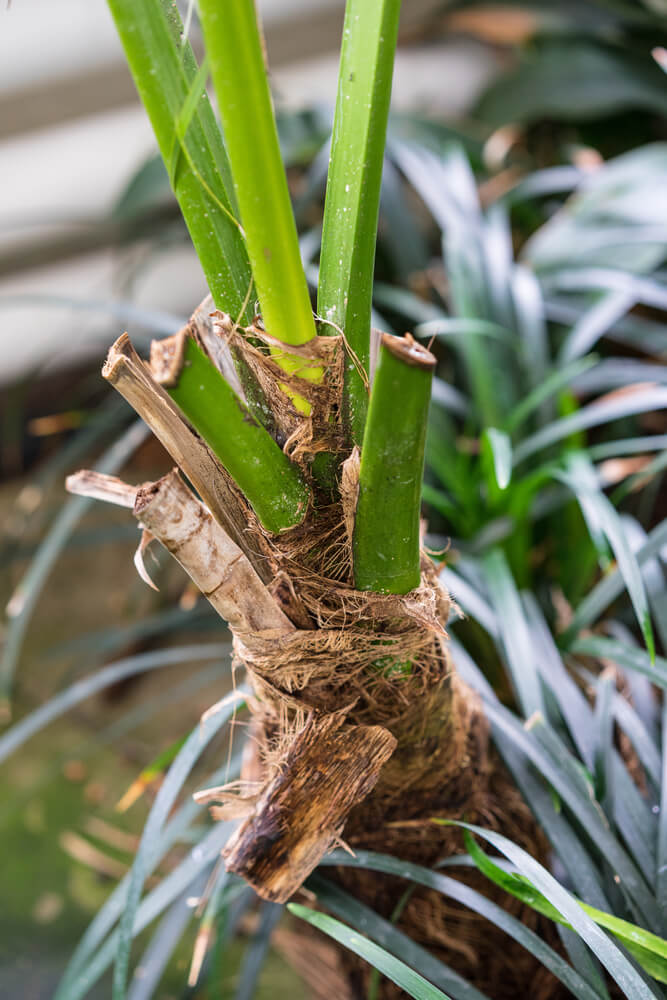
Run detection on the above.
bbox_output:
[198,0,321,410]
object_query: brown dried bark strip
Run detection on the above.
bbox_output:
[222,712,397,902]
[134,470,294,635]
[102,333,273,582]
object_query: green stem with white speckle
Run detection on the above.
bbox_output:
[318,0,402,446]
[155,336,311,534]
[353,334,435,594]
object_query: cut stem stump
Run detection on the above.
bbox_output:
[353,333,436,594]
[101,332,270,581]
[66,469,293,636]
[134,471,294,635]
[150,332,311,535]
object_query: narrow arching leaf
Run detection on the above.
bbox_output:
[308,874,490,1000]
[471,699,660,927]
[537,712,657,890]
[288,904,453,1000]
[475,40,667,128]
[117,733,189,813]
[462,832,667,984]
[440,823,660,1000]
[415,318,514,345]
[524,598,660,885]
[0,644,230,765]
[567,520,667,635]
[439,568,499,638]
[453,640,612,912]
[559,290,636,363]
[482,428,513,492]
[569,636,667,690]
[320,852,603,1000]
[660,699,667,919]
[593,671,616,818]
[126,887,198,1000]
[234,902,284,1000]
[483,549,545,717]
[112,690,247,999]
[58,751,243,996]
[612,692,661,790]
[0,292,186,334]
[58,823,233,1000]
[1,419,149,705]
[505,356,599,434]
[514,388,667,466]
[545,270,667,311]
[394,141,508,426]
[554,453,655,661]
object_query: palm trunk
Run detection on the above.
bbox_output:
[69,313,561,1000]
[225,523,556,999]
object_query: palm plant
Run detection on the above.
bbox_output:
[2,1,667,999]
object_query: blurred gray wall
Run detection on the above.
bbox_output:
[0,0,495,384]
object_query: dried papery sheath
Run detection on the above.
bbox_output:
[185,295,248,399]
[215,313,346,468]
[102,332,272,581]
[134,470,294,635]
[221,712,396,902]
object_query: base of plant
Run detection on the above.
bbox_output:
[77,302,563,1000]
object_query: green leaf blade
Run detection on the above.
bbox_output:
[442,823,660,1000]
[288,904,453,1000]
[107,0,252,319]
[555,453,655,661]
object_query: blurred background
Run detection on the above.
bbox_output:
[0,0,494,384]
[1,1,666,997]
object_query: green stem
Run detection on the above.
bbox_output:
[107,0,252,321]
[153,335,310,534]
[353,334,435,593]
[198,0,317,350]
[318,0,401,445]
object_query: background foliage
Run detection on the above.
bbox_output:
[1,1,666,997]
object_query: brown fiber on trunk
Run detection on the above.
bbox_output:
[208,483,563,999]
[223,712,396,902]
[88,321,568,1000]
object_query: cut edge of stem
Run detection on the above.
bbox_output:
[151,332,311,535]
[353,332,435,594]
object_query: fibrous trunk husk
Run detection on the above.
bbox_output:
[88,315,562,1000]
